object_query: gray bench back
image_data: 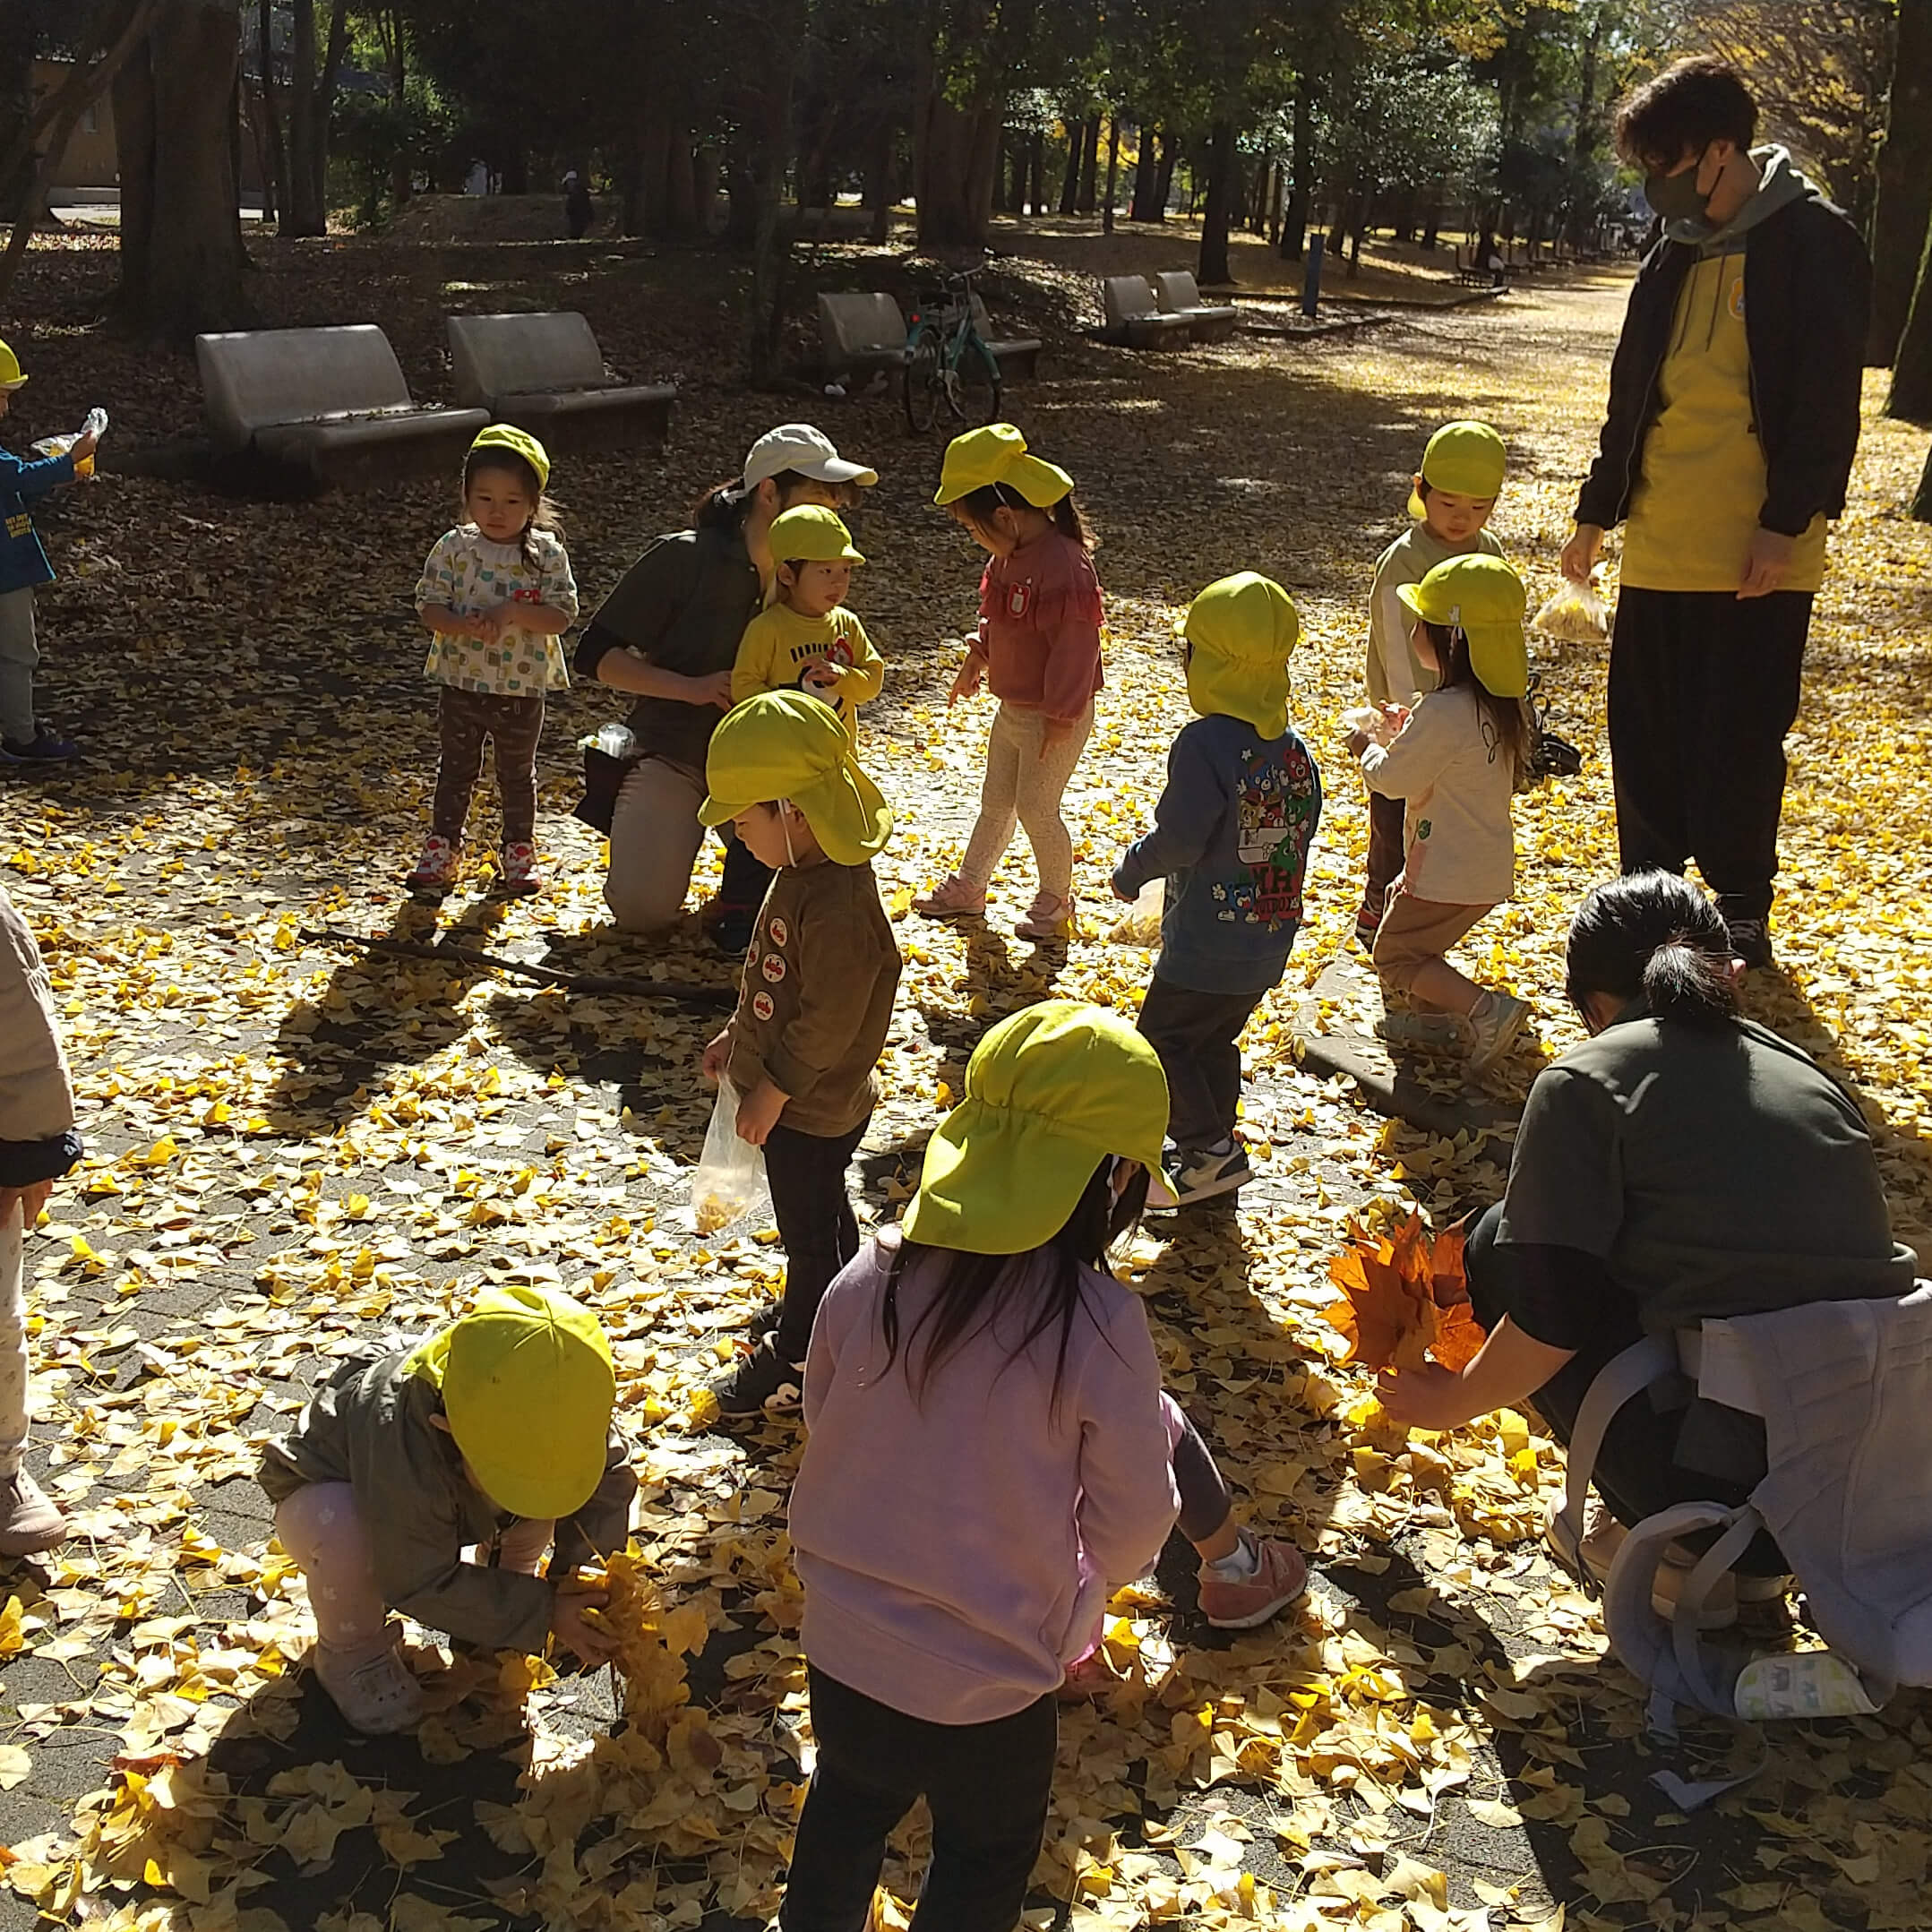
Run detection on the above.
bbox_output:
[447,311,607,408]
[1103,276,1159,330]
[1155,270,1206,312]
[195,324,415,452]
[818,292,906,359]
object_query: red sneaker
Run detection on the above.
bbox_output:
[405,836,459,889]
[1197,1536,1308,1630]
[500,841,544,894]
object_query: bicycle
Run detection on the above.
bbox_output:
[902,266,1003,433]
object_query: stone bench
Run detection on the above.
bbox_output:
[446,311,674,452]
[195,324,487,487]
[817,293,912,385]
[1154,270,1240,343]
[1101,276,1194,349]
[967,295,1042,382]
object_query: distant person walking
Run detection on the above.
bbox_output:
[563,169,595,239]
[1560,56,1872,969]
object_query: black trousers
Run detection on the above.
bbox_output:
[782,1667,1056,1932]
[1606,586,1813,923]
[767,1117,869,1365]
[1463,1204,1782,1572]
[1136,974,1268,1152]
[718,828,775,913]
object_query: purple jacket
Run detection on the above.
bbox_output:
[792,1232,1181,1723]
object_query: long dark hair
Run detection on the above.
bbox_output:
[692,468,828,534]
[1421,619,1531,776]
[880,1156,1149,1409]
[461,446,562,573]
[952,481,1096,553]
[1565,870,1739,1026]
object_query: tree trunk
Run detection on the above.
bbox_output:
[1057,116,1081,215]
[1890,218,1932,419]
[1421,199,1440,250]
[1280,75,1312,260]
[1911,441,1932,519]
[723,154,759,244]
[1129,122,1156,220]
[1198,117,1237,287]
[1869,0,1932,365]
[114,0,250,341]
[0,30,34,222]
[385,4,408,206]
[281,0,346,236]
[625,122,670,236]
[1076,114,1099,214]
[1152,127,1175,223]
[863,119,893,241]
[665,132,699,236]
[745,0,804,387]
[1101,114,1120,233]
[914,79,1000,247]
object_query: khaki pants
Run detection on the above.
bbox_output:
[1371,886,1494,995]
[0,588,39,745]
[604,756,708,932]
[959,700,1095,902]
[0,1208,30,1480]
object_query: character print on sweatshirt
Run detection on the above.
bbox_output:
[1215,739,1319,931]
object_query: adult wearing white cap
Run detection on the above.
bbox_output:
[574,425,876,949]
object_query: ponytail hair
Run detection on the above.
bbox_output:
[1564,870,1738,1026]
[693,468,828,533]
[951,481,1096,553]
[1422,618,1531,776]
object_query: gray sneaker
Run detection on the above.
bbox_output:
[1465,990,1531,1074]
[1375,1007,1469,1053]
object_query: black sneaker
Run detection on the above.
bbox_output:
[1165,1144,1252,1206]
[1723,916,1773,971]
[711,1335,803,1418]
[1,726,79,764]
[708,906,758,956]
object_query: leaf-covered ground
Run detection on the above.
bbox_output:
[2,230,1930,1932]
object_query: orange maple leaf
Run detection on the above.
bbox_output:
[1324,1213,1487,1374]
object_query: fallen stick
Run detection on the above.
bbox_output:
[297,927,739,1007]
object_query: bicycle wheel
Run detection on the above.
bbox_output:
[903,335,942,434]
[947,336,1003,425]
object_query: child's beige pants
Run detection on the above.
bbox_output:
[959,700,1095,903]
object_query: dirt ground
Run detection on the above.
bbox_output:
[1,222,1929,1932]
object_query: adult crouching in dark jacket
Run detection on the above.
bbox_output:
[1558,57,1871,971]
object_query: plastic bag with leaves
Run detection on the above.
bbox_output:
[1110,879,1165,947]
[1531,578,1612,645]
[689,1077,767,1236]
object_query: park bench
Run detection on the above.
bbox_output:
[966,294,1043,381]
[1100,276,1194,349]
[195,324,488,487]
[1153,270,1240,343]
[446,311,674,451]
[817,293,911,386]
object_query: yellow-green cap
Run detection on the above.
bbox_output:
[1182,572,1300,739]
[769,503,865,565]
[698,690,892,863]
[1408,419,1506,519]
[933,423,1074,508]
[1397,553,1529,700]
[0,340,25,391]
[469,424,551,490]
[410,1286,615,1520]
[903,1000,1172,1256]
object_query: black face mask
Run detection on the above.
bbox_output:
[1644,152,1715,225]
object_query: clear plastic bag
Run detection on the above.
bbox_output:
[1110,879,1164,947]
[1341,704,1399,747]
[689,1078,767,1236]
[1531,579,1611,645]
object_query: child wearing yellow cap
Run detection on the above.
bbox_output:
[1346,553,1534,1075]
[1356,421,1507,948]
[730,505,884,741]
[258,1285,636,1734]
[697,691,902,1416]
[914,424,1104,940]
[408,427,579,894]
[785,1002,1304,1930]
[0,339,101,763]
[1112,574,1322,1205]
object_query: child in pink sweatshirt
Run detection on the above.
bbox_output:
[785,1000,1304,1932]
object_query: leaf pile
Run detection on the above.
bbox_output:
[1326,1214,1485,1374]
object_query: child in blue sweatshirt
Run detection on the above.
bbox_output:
[0,340,98,763]
[1112,574,1321,1205]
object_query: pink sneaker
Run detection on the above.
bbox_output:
[1197,1536,1308,1630]
[1015,893,1077,941]
[913,872,986,920]
[500,841,543,894]
[405,836,459,889]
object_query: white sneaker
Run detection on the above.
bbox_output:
[315,1638,425,1734]
[1465,990,1530,1074]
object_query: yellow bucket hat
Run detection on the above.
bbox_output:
[769,503,865,565]
[469,424,551,491]
[408,1285,615,1520]
[903,1000,1174,1257]
[0,340,25,391]
[1407,419,1506,520]
[1182,572,1301,739]
[1397,553,1529,700]
[933,423,1074,508]
[699,690,893,864]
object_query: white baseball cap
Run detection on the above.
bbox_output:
[743,423,877,490]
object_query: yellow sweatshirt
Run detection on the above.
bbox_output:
[731,604,885,740]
